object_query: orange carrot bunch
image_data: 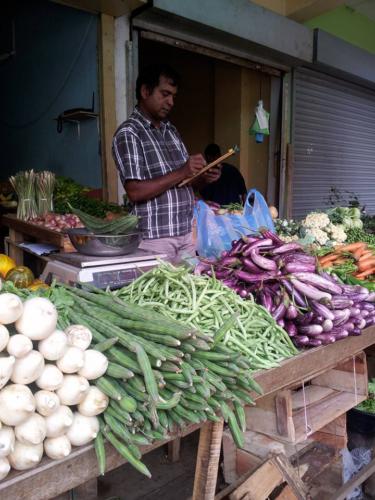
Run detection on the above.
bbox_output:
[318,242,375,280]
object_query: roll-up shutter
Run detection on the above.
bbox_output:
[292,68,375,218]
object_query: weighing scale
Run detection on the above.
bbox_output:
[40,250,166,289]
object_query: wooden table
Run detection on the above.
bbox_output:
[1,327,375,500]
[1,214,71,264]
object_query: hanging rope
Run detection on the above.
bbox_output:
[302,380,313,440]
[353,355,358,405]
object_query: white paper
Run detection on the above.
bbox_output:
[18,242,59,256]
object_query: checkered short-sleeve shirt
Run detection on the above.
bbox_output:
[112,108,194,240]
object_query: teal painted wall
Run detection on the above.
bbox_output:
[0,0,101,187]
[306,5,375,55]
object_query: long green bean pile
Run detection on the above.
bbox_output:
[115,264,298,371]
[45,283,264,478]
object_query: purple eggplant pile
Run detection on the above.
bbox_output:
[198,231,375,347]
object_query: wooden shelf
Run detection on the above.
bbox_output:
[245,351,368,444]
[55,111,98,123]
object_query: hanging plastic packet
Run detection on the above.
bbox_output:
[249,100,270,143]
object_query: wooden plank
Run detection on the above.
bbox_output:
[245,406,279,437]
[2,214,65,247]
[276,390,294,440]
[275,484,298,500]
[312,430,347,451]
[312,352,367,395]
[316,414,347,437]
[253,327,375,398]
[293,391,366,443]
[236,449,262,478]
[292,386,335,411]
[167,438,181,463]
[192,419,224,500]
[0,423,201,500]
[336,353,367,374]
[222,430,239,484]
[215,468,257,500]
[312,368,367,395]
[229,459,283,500]
[98,13,118,203]
[272,454,310,500]
[332,457,375,500]
[8,229,25,265]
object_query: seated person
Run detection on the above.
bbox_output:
[199,143,247,206]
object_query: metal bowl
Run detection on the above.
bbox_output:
[67,228,142,256]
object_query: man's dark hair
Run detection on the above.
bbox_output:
[136,64,180,101]
[204,143,221,159]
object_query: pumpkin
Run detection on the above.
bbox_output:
[0,254,16,279]
[28,279,49,291]
[6,266,34,288]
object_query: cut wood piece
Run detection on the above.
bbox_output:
[229,459,283,500]
[226,454,310,500]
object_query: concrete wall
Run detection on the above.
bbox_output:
[306,5,375,55]
[0,0,101,187]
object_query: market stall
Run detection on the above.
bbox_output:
[0,327,373,500]
[1,182,375,498]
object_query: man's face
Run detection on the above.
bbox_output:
[141,76,177,121]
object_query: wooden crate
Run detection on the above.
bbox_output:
[245,352,367,444]
[223,416,346,485]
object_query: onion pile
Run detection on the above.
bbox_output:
[198,231,375,347]
[29,213,83,232]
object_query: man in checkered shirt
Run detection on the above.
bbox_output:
[112,64,221,262]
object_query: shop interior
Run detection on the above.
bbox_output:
[138,36,280,204]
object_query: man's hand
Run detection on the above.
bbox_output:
[182,154,206,178]
[202,165,221,184]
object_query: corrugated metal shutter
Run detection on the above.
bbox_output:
[292,68,375,218]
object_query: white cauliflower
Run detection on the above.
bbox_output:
[280,234,299,243]
[306,227,329,245]
[330,224,347,243]
[303,212,330,229]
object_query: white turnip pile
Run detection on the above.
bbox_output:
[0,293,109,479]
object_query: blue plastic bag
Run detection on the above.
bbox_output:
[244,189,275,233]
[195,189,275,259]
